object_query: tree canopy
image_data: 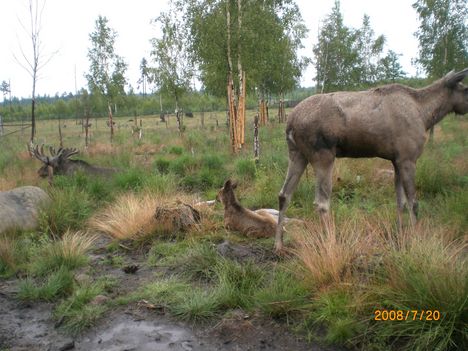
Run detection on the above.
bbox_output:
[313,0,406,93]
[178,0,308,97]
[86,15,128,106]
[413,0,468,78]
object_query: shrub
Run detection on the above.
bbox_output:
[168,145,184,155]
[0,234,18,276]
[292,218,381,289]
[416,155,461,196]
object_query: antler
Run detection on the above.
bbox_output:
[60,148,79,160]
[30,144,50,164]
[29,144,79,164]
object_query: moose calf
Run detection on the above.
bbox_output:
[217,179,276,238]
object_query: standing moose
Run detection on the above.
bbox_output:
[275,68,468,252]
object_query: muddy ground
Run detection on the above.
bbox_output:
[0,237,343,351]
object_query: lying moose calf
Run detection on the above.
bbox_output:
[30,145,118,181]
[0,186,50,234]
[217,179,277,238]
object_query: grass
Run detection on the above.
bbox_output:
[18,267,75,301]
[368,228,468,351]
[31,230,97,276]
[171,288,220,322]
[0,112,466,348]
[54,276,116,335]
[39,185,94,235]
[292,216,384,289]
[302,289,363,346]
[255,265,310,319]
[213,258,265,309]
[89,192,159,240]
[0,234,20,276]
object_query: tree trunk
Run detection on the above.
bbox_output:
[30,98,36,143]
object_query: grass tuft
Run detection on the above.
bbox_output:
[18,267,74,301]
[32,230,97,276]
[89,193,159,240]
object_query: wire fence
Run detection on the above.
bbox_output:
[0,115,30,141]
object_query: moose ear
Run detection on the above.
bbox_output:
[445,68,468,88]
[223,179,232,188]
[231,181,238,189]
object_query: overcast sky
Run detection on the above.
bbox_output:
[0,0,420,99]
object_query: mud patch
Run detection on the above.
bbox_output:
[216,240,276,262]
[75,313,212,351]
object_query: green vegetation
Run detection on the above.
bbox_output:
[0,112,466,351]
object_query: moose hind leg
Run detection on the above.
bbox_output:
[312,151,335,226]
[399,160,418,225]
[276,150,308,252]
[392,161,407,231]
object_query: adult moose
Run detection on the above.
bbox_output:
[275,68,468,252]
[30,145,118,182]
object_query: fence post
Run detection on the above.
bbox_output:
[254,114,259,164]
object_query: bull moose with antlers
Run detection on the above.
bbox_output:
[30,145,118,182]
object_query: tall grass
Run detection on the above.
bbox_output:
[294,214,468,350]
[292,216,384,289]
[31,230,97,276]
[39,186,94,235]
[370,227,468,351]
[89,193,159,240]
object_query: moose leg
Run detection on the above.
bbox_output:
[312,151,335,228]
[392,161,407,231]
[276,150,308,252]
[398,160,418,225]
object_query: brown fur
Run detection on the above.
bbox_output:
[275,69,468,251]
[217,180,276,238]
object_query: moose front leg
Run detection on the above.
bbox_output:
[276,150,307,252]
